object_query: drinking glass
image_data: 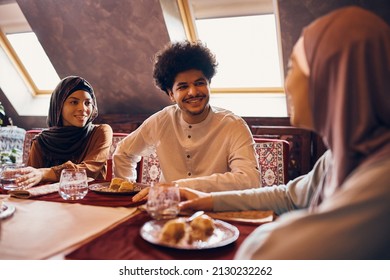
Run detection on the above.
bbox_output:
[146,182,180,220]
[58,168,88,200]
[0,163,25,190]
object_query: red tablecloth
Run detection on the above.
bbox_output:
[65,211,260,260]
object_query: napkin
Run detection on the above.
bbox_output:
[8,183,60,199]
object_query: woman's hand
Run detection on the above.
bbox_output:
[15,167,43,189]
[179,187,214,212]
[131,186,200,202]
[132,185,214,212]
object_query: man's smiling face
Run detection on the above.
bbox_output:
[168,69,211,124]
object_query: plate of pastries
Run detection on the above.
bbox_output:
[89,177,146,195]
[140,213,239,249]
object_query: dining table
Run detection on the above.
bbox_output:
[0,180,274,260]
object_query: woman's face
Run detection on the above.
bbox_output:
[61,90,94,127]
[284,53,314,131]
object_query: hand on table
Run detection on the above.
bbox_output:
[132,186,150,202]
[132,185,214,212]
[15,167,43,189]
[178,187,214,212]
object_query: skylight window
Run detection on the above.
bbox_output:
[7,32,60,91]
[161,0,287,116]
[196,14,282,88]
[0,2,60,95]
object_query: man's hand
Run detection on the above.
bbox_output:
[132,186,150,202]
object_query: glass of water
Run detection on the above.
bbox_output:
[0,163,25,190]
[58,168,88,200]
[146,182,180,220]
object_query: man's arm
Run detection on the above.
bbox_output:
[112,126,151,182]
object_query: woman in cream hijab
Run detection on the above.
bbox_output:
[178,6,390,259]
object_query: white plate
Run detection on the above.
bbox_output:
[0,202,16,219]
[89,182,145,195]
[140,219,239,250]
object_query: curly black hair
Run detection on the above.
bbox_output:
[153,40,218,95]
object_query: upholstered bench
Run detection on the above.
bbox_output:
[0,126,26,163]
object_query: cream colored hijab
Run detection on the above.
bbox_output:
[301,6,390,204]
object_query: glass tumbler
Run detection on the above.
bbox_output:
[0,163,25,190]
[146,182,180,220]
[58,168,88,200]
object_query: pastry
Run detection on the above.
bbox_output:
[118,181,135,192]
[160,218,186,244]
[189,214,215,241]
[109,177,124,190]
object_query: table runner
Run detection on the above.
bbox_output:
[66,211,261,260]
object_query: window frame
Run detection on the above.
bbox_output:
[175,0,285,95]
[0,2,55,95]
[0,30,52,95]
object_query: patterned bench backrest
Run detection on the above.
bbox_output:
[22,130,41,164]
[254,137,290,186]
[0,126,26,164]
[136,151,161,185]
[137,138,290,187]
[106,133,128,181]
[0,126,26,152]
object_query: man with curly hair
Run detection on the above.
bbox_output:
[113,41,260,192]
